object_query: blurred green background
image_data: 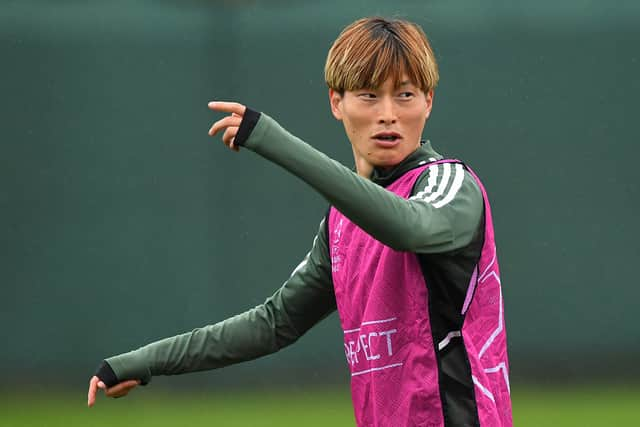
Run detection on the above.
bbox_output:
[1,0,639,425]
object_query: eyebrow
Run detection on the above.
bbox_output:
[396,80,415,88]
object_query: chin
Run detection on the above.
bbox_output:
[370,153,404,169]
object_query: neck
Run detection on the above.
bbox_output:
[352,151,374,179]
[355,160,374,179]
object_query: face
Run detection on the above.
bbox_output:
[330,75,433,173]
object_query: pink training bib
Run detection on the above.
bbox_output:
[329,161,512,426]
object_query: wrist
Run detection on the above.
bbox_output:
[94,360,119,388]
[234,108,261,147]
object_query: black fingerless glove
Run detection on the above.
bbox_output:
[94,360,119,388]
[233,107,261,147]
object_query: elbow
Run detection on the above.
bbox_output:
[387,224,455,253]
[261,298,301,350]
[380,228,429,252]
[384,235,414,252]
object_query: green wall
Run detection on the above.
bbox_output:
[1,1,639,388]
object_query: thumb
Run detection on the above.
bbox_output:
[97,381,106,390]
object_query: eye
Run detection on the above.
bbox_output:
[398,92,415,99]
[357,92,377,99]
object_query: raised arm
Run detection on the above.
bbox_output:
[208,102,482,254]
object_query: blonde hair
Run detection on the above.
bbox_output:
[324,17,439,94]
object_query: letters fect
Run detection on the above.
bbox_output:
[344,328,397,366]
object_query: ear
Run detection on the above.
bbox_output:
[424,90,434,121]
[329,88,343,121]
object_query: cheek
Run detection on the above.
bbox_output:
[343,110,370,135]
[342,116,364,137]
[407,106,429,121]
[405,109,429,130]
[342,120,357,137]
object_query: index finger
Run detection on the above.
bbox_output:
[87,376,99,407]
[207,101,246,116]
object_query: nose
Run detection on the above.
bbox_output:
[377,97,397,125]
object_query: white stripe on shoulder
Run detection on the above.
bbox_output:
[422,162,451,203]
[433,164,465,208]
[409,164,440,200]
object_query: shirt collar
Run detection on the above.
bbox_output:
[370,141,443,187]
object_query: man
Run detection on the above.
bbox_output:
[88,17,512,426]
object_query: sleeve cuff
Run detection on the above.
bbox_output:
[234,107,261,147]
[106,352,152,386]
[94,360,119,388]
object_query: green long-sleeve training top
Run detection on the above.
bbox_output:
[101,110,483,386]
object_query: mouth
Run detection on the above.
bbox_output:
[372,132,402,147]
